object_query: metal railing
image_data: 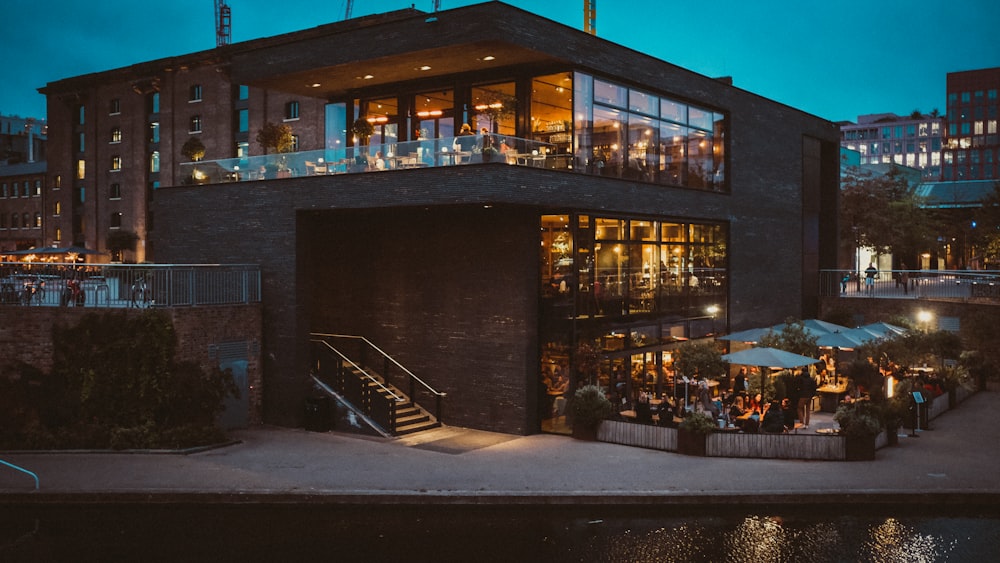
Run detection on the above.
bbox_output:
[0,262,261,308]
[820,269,1000,302]
[310,333,445,432]
[179,135,559,184]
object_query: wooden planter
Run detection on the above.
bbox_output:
[572,423,599,441]
[844,434,876,461]
[676,427,707,456]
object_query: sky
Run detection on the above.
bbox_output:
[1,0,998,124]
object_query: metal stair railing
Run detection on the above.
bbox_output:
[310,333,446,428]
[311,338,402,433]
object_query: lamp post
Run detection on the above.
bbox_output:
[917,310,933,333]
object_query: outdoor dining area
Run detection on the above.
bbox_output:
[586,316,976,460]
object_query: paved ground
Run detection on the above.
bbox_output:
[2,391,998,506]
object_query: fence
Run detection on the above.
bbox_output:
[0,262,261,308]
[820,269,1000,302]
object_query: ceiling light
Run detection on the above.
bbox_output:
[363,74,374,80]
[480,55,495,61]
[418,65,432,71]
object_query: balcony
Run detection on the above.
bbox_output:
[179,135,561,185]
[0,263,261,308]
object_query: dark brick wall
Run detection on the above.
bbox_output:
[301,205,539,434]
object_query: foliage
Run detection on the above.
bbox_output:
[746,370,776,404]
[569,384,613,430]
[256,122,295,154]
[672,340,726,380]
[961,308,1000,369]
[757,318,819,358]
[842,358,883,402]
[840,166,933,261]
[180,136,206,162]
[678,411,717,435]
[834,400,883,438]
[351,118,375,141]
[0,311,237,450]
[939,365,971,393]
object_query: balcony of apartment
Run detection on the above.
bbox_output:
[179,135,561,186]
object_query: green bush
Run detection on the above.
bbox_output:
[569,384,613,430]
[678,411,717,435]
[0,310,236,450]
[834,400,883,439]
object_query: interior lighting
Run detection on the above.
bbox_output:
[363,74,374,80]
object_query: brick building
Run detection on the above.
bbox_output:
[943,67,1000,181]
[40,3,839,435]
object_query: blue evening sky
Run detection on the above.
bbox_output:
[1,0,997,124]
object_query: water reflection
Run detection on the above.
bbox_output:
[1,505,996,562]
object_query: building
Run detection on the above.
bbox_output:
[943,67,1000,181]
[39,3,839,435]
[0,160,46,253]
[0,114,46,166]
[839,113,943,180]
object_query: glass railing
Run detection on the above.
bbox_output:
[820,269,1000,302]
[179,135,562,184]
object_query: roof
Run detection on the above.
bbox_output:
[915,180,999,209]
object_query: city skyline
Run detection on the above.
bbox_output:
[1,0,998,124]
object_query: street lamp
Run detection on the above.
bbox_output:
[917,310,933,332]
[706,304,720,335]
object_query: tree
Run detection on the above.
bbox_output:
[840,166,934,266]
[971,181,1000,268]
[106,230,138,262]
[757,318,819,358]
[255,122,294,154]
[181,136,206,162]
[672,340,727,380]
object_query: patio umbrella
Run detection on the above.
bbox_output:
[814,331,865,349]
[721,347,821,393]
[715,326,774,343]
[858,322,907,339]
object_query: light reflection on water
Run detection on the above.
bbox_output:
[573,512,984,563]
[1,505,997,561]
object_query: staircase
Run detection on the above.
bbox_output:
[311,333,445,437]
[363,370,441,436]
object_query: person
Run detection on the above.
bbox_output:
[840,272,850,293]
[453,123,477,159]
[761,400,785,433]
[374,151,386,170]
[729,396,747,430]
[796,370,817,428]
[864,262,878,295]
[899,263,910,295]
[479,127,494,151]
[733,367,747,398]
[781,397,796,431]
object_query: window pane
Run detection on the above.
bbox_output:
[628,90,658,116]
[592,106,625,178]
[472,82,516,137]
[594,79,627,108]
[661,99,687,124]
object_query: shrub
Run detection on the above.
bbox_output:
[834,400,883,439]
[569,384,613,430]
[678,411,717,435]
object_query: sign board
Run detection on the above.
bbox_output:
[912,391,925,404]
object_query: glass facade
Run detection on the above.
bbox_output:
[539,213,727,434]
[315,71,727,190]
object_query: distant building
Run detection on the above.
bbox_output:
[0,160,46,253]
[942,67,1000,181]
[839,112,943,180]
[0,114,46,166]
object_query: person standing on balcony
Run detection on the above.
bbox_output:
[864,263,878,295]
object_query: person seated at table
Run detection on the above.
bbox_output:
[635,391,653,424]
[761,400,785,433]
[781,397,796,431]
[374,151,386,170]
[748,393,763,413]
[729,396,748,429]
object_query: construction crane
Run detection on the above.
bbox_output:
[215,0,232,47]
[584,0,596,35]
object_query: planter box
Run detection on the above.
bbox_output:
[676,427,707,456]
[844,434,876,461]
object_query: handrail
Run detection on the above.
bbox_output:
[310,338,403,401]
[1,459,39,490]
[819,268,1000,302]
[311,333,446,398]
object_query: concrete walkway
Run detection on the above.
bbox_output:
[2,391,998,506]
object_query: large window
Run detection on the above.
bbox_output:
[573,72,727,190]
[539,212,728,434]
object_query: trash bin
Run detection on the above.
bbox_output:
[304,396,331,432]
